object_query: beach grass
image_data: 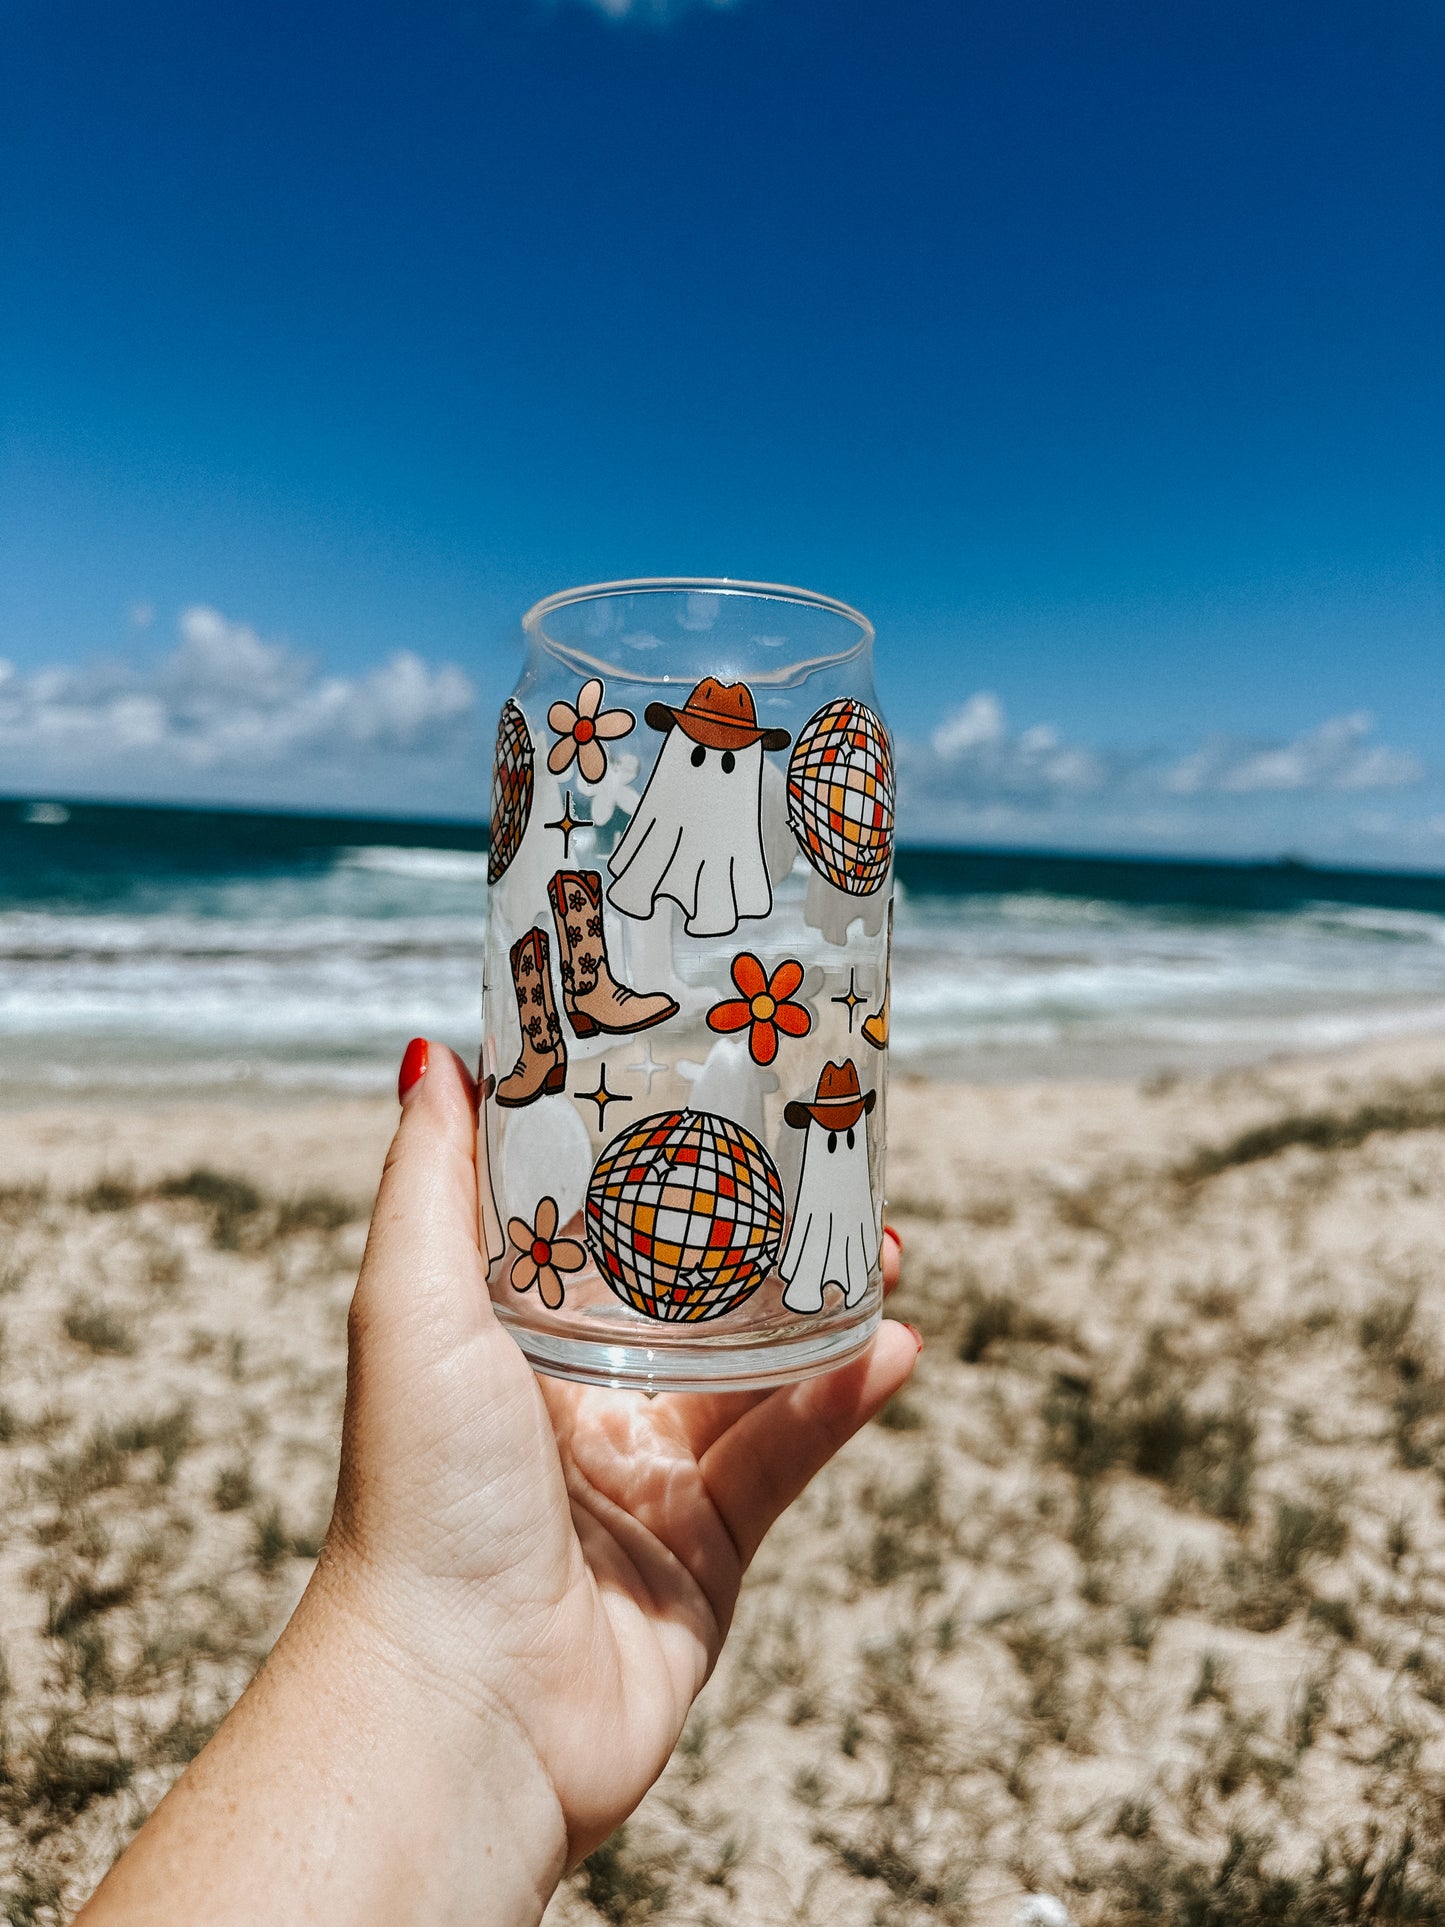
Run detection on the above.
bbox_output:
[0,1166,364,1913]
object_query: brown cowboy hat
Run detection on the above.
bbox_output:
[784,1058,877,1131]
[644,676,791,753]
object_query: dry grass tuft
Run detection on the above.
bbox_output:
[8,1074,1445,1925]
[544,1067,1445,1924]
[61,1303,137,1358]
[1176,1078,1445,1184]
[0,1164,361,1918]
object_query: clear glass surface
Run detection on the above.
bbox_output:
[479,580,893,1392]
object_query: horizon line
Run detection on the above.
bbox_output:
[4,793,1445,887]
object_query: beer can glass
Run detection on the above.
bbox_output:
[479,579,893,1392]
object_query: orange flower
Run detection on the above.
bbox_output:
[506,1195,586,1309]
[547,678,635,786]
[707,953,812,1067]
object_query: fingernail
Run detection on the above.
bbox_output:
[905,1322,924,1352]
[398,1037,429,1105]
[884,1223,903,1251]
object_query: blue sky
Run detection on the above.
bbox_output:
[2,0,1441,859]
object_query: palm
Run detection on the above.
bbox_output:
[525,1380,759,1853]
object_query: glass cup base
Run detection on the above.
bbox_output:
[499,1301,883,1395]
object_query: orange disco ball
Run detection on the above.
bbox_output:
[586,1109,785,1322]
[488,699,535,884]
[786,697,895,896]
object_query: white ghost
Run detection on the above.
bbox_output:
[583,749,641,833]
[607,678,790,939]
[499,1095,594,1240]
[676,1033,781,1143]
[778,1058,880,1314]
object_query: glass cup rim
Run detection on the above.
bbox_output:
[521,576,874,684]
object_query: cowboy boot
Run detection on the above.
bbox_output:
[862,910,892,1051]
[495,929,568,1107]
[549,870,678,1038]
[861,972,889,1050]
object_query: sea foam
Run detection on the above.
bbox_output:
[3,818,1445,1093]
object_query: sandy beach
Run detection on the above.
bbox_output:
[6,1033,1445,1921]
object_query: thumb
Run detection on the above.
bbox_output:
[353,1039,489,1358]
[330,1040,540,1566]
[341,1041,504,1478]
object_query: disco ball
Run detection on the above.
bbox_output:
[489,699,534,884]
[586,1109,785,1323]
[786,697,895,896]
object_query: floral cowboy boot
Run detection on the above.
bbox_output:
[495,927,567,1107]
[548,870,679,1038]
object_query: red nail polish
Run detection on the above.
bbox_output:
[884,1223,903,1251]
[398,1037,429,1104]
[905,1322,924,1352]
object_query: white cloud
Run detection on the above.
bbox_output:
[1356,810,1445,845]
[558,0,737,20]
[3,626,1435,865]
[905,694,1420,812]
[1164,712,1422,795]
[931,691,1005,758]
[0,607,477,801]
[893,692,1433,861]
[914,691,1108,796]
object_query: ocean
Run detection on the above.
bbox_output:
[3,796,1445,1097]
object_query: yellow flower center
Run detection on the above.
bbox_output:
[750,993,776,1022]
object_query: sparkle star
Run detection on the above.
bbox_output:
[831,968,867,1031]
[633,1037,666,1095]
[545,789,585,859]
[579,1063,630,1128]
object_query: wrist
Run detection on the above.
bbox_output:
[288,1553,570,1925]
[82,1546,569,1927]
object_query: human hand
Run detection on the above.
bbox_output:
[79,1040,916,1927]
[328,1042,917,1857]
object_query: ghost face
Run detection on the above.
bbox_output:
[779,1113,879,1314]
[607,731,772,938]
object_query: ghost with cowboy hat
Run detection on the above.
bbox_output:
[778,1057,880,1314]
[607,677,791,939]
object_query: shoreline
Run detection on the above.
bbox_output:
[9,999,1445,1108]
[5,1024,1445,1197]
